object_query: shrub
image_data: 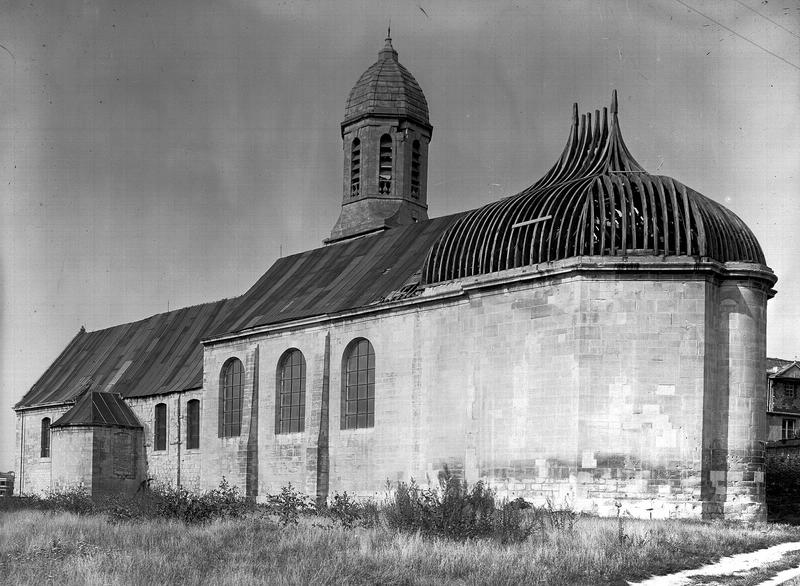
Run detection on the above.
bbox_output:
[46,486,96,515]
[101,478,248,524]
[267,483,315,526]
[493,499,536,544]
[323,492,380,529]
[384,467,531,543]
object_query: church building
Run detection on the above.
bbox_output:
[13,35,777,520]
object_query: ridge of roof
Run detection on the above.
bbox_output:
[771,360,800,378]
[210,213,465,339]
[15,296,238,408]
[14,327,88,410]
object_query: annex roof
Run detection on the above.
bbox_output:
[51,390,142,429]
[15,298,236,408]
[211,214,463,338]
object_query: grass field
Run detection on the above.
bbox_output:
[2,507,800,585]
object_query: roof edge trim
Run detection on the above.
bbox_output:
[204,255,775,345]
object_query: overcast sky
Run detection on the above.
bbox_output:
[1,0,798,470]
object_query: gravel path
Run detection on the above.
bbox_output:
[627,541,800,586]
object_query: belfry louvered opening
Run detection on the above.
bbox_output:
[422,91,765,285]
[379,134,392,194]
[350,138,361,198]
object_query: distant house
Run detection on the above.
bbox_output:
[766,358,800,441]
[0,472,14,497]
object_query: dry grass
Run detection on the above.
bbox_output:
[1,509,799,585]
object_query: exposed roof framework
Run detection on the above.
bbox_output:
[422,91,765,284]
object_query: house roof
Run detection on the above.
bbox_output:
[210,213,463,337]
[771,361,800,379]
[51,390,142,429]
[422,91,768,285]
[767,357,795,375]
[15,298,236,408]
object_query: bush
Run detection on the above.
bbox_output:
[323,492,380,529]
[384,467,531,543]
[46,486,96,515]
[101,478,249,524]
[267,483,315,526]
[493,498,536,544]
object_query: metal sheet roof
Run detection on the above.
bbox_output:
[15,298,236,408]
[51,390,142,429]
[211,214,463,337]
[16,216,461,408]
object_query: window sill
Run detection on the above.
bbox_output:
[340,426,375,434]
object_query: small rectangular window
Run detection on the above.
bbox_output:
[782,418,796,440]
[186,399,200,450]
[786,383,798,400]
[40,418,51,458]
[154,403,167,451]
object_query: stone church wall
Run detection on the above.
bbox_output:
[14,405,70,495]
[126,389,204,491]
[91,427,145,495]
[196,261,769,520]
[285,272,709,517]
[702,280,769,520]
[200,341,258,496]
[51,427,94,492]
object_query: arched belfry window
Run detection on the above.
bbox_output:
[341,338,375,430]
[379,134,392,194]
[350,138,361,198]
[186,399,200,450]
[276,349,306,434]
[411,140,421,198]
[219,358,244,438]
[40,417,51,458]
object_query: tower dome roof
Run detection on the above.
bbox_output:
[422,91,767,284]
[343,34,430,129]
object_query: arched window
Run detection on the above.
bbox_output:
[411,139,421,198]
[186,399,200,450]
[40,417,51,458]
[379,134,392,194]
[219,358,244,437]
[276,349,306,434]
[350,138,361,198]
[154,403,167,451]
[341,339,375,429]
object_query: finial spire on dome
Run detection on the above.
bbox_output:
[611,89,618,115]
[380,24,398,59]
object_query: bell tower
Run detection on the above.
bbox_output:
[327,33,432,244]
